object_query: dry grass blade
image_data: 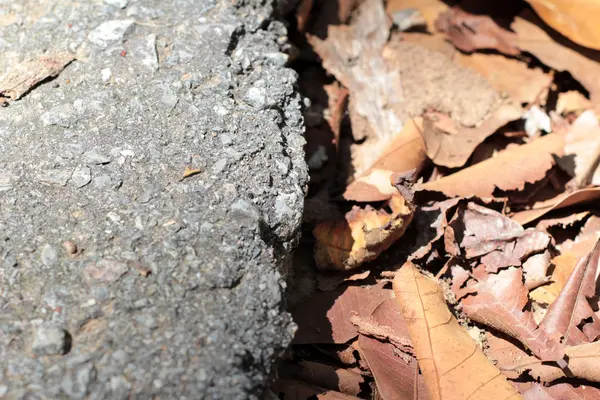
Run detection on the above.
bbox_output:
[393,262,521,400]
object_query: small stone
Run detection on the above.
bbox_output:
[264,52,289,67]
[32,323,69,356]
[307,145,328,170]
[104,0,128,8]
[219,134,233,146]
[84,259,128,283]
[93,175,113,187]
[83,150,111,165]
[245,87,270,110]
[61,363,96,399]
[63,241,78,255]
[71,165,92,188]
[211,158,228,175]
[0,385,7,396]
[134,34,158,71]
[41,104,77,128]
[41,244,58,267]
[39,168,73,186]
[88,20,135,47]
[101,68,112,82]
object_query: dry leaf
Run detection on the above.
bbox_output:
[180,166,202,181]
[324,82,348,147]
[452,264,563,361]
[419,134,565,198]
[539,239,600,345]
[521,384,556,400]
[386,0,449,32]
[530,252,579,305]
[422,105,521,168]
[526,0,600,50]
[445,202,551,273]
[296,0,314,32]
[559,110,600,187]
[314,194,413,270]
[556,91,592,115]
[0,53,75,102]
[544,382,600,399]
[271,378,361,400]
[292,282,394,344]
[357,299,429,400]
[393,262,521,400]
[435,7,519,55]
[317,270,371,292]
[279,360,365,396]
[344,118,427,202]
[511,188,600,225]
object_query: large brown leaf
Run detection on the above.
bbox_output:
[539,239,600,344]
[421,105,521,168]
[418,134,565,198]
[452,264,563,361]
[393,262,521,400]
[344,118,427,202]
[292,282,394,344]
[357,299,429,400]
[314,194,413,270]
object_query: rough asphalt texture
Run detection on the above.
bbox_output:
[0,0,306,398]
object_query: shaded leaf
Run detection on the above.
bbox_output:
[317,270,371,292]
[393,262,521,399]
[419,134,564,198]
[314,194,413,270]
[559,110,600,188]
[451,264,563,361]
[279,360,365,396]
[271,378,361,400]
[422,105,521,168]
[292,282,394,344]
[522,384,557,400]
[511,188,600,225]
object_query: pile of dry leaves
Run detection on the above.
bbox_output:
[274,0,600,399]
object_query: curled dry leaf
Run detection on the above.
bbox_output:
[344,118,427,202]
[279,360,365,397]
[292,282,394,344]
[451,264,563,361]
[445,202,551,273]
[525,0,600,50]
[511,188,600,225]
[418,133,565,198]
[271,378,361,400]
[421,105,521,168]
[559,110,600,188]
[0,53,75,102]
[357,299,429,400]
[314,194,413,270]
[435,7,519,55]
[393,262,521,400]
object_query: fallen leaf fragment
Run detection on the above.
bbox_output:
[559,110,600,187]
[271,378,360,400]
[180,166,202,181]
[344,118,427,202]
[317,270,371,292]
[0,53,75,102]
[435,7,519,55]
[314,194,413,270]
[521,384,556,400]
[419,133,564,198]
[393,262,521,400]
[452,264,563,361]
[357,299,428,400]
[511,188,600,225]
[279,360,365,397]
[421,105,521,168]
[544,382,600,399]
[292,282,394,344]
[526,0,600,50]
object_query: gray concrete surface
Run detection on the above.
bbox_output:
[0,0,307,398]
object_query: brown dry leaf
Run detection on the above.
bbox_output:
[435,7,519,55]
[452,264,563,361]
[535,211,590,233]
[512,11,600,104]
[558,110,600,187]
[556,91,592,115]
[279,360,365,397]
[271,379,361,400]
[521,384,556,400]
[0,53,74,102]
[422,105,521,168]
[511,188,600,225]
[296,0,314,32]
[317,270,371,292]
[525,0,600,50]
[292,282,394,344]
[393,262,521,400]
[357,299,429,400]
[311,0,504,176]
[539,239,600,344]
[344,118,427,202]
[455,53,551,105]
[180,166,202,181]
[324,82,348,147]
[544,382,600,399]
[419,134,565,198]
[530,253,579,305]
[445,202,551,273]
[386,0,449,32]
[314,194,413,270]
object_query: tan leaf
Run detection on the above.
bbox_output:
[422,105,521,168]
[393,262,522,400]
[451,264,563,361]
[0,53,75,102]
[344,118,427,202]
[556,90,592,115]
[314,194,413,270]
[558,110,600,187]
[526,0,600,50]
[357,299,429,400]
[521,384,556,400]
[530,253,579,304]
[292,282,394,344]
[511,188,600,225]
[386,0,449,32]
[419,134,565,198]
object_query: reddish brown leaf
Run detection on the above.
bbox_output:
[419,134,565,198]
[271,378,361,400]
[539,239,600,345]
[544,383,600,400]
[279,360,365,396]
[522,384,557,400]
[435,7,519,55]
[317,270,371,292]
[422,105,521,168]
[558,110,600,188]
[511,188,600,225]
[452,264,563,361]
[292,282,394,344]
